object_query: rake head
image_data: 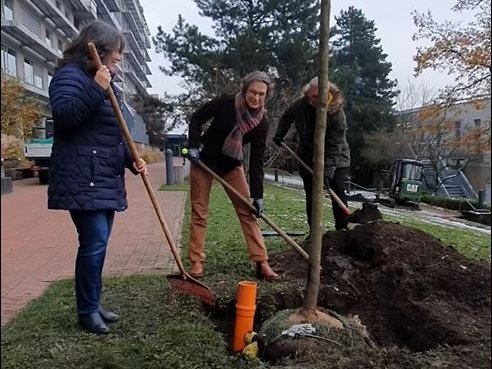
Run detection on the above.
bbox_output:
[167,274,216,306]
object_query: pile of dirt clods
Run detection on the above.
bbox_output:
[265,221,491,368]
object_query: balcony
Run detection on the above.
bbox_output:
[122,29,145,64]
[68,0,97,20]
[123,0,150,45]
[1,22,60,63]
[124,69,151,92]
[95,0,118,13]
[28,0,78,37]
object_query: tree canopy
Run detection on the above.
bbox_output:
[1,73,41,141]
[412,0,491,100]
[154,0,321,97]
[330,7,398,185]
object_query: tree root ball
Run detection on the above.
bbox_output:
[259,307,375,363]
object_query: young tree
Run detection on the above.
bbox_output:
[301,0,330,319]
[1,73,42,141]
[330,7,398,186]
[412,0,491,101]
[360,80,437,184]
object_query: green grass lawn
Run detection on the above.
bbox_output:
[2,182,490,369]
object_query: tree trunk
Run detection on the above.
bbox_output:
[302,0,331,314]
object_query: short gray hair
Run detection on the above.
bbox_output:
[241,71,273,96]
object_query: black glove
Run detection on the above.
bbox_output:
[251,198,264,218]
[188,148,200,164]
[324,166,336,190]
[273,136,283,147]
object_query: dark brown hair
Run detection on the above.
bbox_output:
[57,20,125,75]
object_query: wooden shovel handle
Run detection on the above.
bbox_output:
[280,142,351,216]
[192,159,309,261]
[87,42,188,276]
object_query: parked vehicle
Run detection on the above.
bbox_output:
[24,120,53,184]
[376,159,424,208]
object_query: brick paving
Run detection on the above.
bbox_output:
[1,163,186,326]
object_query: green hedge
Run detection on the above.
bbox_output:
[421,194,491,211]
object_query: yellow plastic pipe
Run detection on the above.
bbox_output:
[232,281,257,352]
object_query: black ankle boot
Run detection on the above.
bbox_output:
[78,312,110,334]
[98,306,119,323]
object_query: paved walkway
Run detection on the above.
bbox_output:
[1,163,186,326]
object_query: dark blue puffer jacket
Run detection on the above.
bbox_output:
[47,63,137,211]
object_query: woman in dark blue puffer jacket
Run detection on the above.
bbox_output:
[48,20,147,334]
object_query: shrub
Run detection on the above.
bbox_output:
[421,194,490,211]
[140,146,164,164]
[1,134,24,161]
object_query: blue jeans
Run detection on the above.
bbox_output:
[70,210,115,315]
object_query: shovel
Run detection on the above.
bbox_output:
[279,142,380,227]
[88,43,215,306]
[183,153,309,262]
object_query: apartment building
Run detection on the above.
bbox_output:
[1,0,151,144]
[396,97,491,196]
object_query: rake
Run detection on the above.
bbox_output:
[182,152,309,262]
[88,43,215,306]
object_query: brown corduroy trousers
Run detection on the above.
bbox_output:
[188,164,268,263]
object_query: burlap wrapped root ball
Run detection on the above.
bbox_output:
[259,308,375,363]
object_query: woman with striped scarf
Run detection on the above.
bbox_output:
[186,71,279,281]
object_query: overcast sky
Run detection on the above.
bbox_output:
[138,0,474,98]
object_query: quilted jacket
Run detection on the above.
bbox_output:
[47,63,137,211]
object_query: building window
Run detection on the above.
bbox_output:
[33,63,43,88]
[3,0,13,20]
[58,39,63,52]
[19,4,41,34]
[474,118,481,128]
[24,59,34,85]
[455,121,461,139]
[45,28,52,48]
[1,46,17,76]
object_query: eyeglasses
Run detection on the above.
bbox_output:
[246,90,266,100]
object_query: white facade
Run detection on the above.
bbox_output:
[1,0,152,115]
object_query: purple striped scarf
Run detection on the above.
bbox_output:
[222,93,265,161]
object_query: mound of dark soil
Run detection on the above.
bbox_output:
[267,221,491,366]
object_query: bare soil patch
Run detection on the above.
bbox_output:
[262,221,491,367]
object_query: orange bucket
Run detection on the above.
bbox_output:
[232,281,257,352]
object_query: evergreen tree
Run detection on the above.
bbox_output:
[330,7,398,185]
[154,0,320,100]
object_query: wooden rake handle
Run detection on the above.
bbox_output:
[87,42,187,276]
[192,159,309,261]
[280,141,351,216]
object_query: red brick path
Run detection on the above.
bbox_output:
[1,163,186,325]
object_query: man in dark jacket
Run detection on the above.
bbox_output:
[273,78,351,231]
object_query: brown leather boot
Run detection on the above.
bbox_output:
[190,261,204,278]
[256,260,280,281]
